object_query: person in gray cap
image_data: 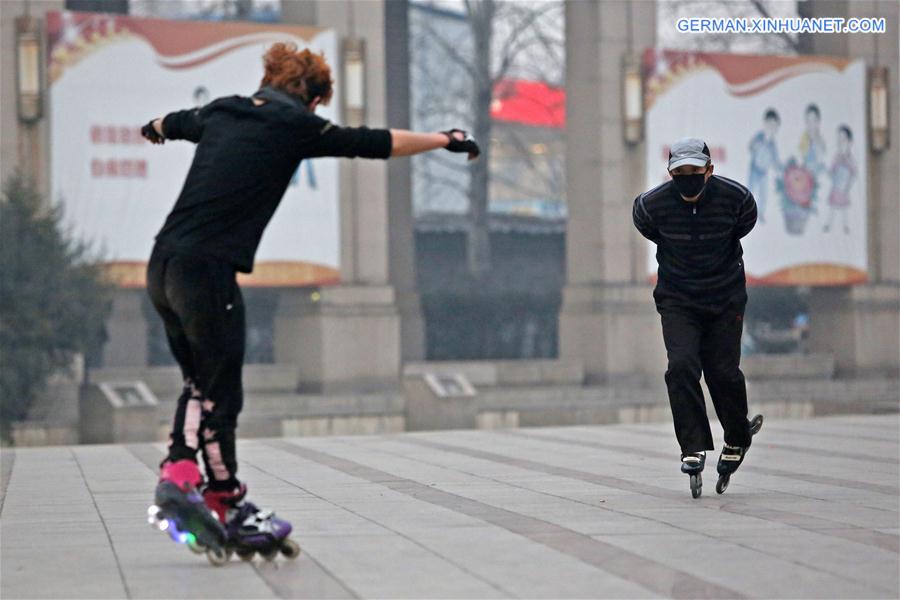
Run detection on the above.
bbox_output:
[632,137,763,498]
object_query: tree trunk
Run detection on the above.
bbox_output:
[466,0,494,280]
[796,0,814,55]
[235,0,253,20]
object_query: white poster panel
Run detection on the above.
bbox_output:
[48,11,340,287]
[643,49,868,286]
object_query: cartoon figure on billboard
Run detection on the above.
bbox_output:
[823,125,857,234]
[776,103,826,236]
[747,108,782,223]
[193,86,211,108]
[799,103,827,174]
[290,160,317,190]
[777,157,818,235]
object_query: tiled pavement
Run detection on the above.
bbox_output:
[2,414,898,599]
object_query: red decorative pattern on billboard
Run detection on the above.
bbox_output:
[642,48,852,109]
[47,11,322,81]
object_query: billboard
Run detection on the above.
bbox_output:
[643,49,868,286]
[47,11,340,287]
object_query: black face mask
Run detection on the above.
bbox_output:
[672,172,708,198]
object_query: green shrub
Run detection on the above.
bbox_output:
[0,174,112,443]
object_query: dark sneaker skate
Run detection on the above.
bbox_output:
[681,451,706,499]
[147,459,229,566]
[203,484,300,562]
[716,414,764,494]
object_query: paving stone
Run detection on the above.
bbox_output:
[1,415,897,599]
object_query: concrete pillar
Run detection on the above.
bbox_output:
[274,286,399,393]
[101,289,149,368]
[0,0,64,199]
[385,0,425,362]
[279,0,317,28]
[559,0,662,383]
[808,285,900,377]
[803,0,900,376]
[315,0,392,285]
[277,0,423,390]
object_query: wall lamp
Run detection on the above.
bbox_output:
[342,38,366,127]
[16,15,43,124]
[869,66,890,153]
[622,53,643,145]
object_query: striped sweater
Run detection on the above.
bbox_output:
[632,175,758,305]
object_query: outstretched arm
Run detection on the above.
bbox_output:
[390,130,450,157]
[141,108,204,145]
[141,118,165,144]
[390,129,479,160]
[304,117,479,161]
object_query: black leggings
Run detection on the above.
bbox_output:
[655,287,753,453]
[147,245,245,490]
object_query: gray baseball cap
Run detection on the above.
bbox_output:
[668,137,711,170]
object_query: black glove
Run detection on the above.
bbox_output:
[141,120,164,144]
[441,128,480,160]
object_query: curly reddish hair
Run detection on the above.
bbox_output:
[260,42,334,106]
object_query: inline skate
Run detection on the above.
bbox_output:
[204,484,300,562]
[715,414,764,494]
[147,459,229,566]
[681,451,706,499]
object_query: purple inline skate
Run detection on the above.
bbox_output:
[204,484,300,562]
[147,460,230,566]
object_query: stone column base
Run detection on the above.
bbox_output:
[274,285,401,393]
[101,289,149,367]
[559,284,666,384]
[396,290,425,362]
[808,284,900,377]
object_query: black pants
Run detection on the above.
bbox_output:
[654,286,752,453]
[147,245,245,490]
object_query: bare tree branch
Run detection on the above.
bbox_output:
[491,2,558,86]
[749,0,800,52]
[419,17,478,79]
[420,153,470,174]
[418,172,468,194]
[410,0,566,277]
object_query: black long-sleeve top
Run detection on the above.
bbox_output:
[155,95,392,272]
[632,175,758,306]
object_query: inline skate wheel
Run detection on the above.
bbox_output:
[716,474,730,494]
[260,548,279,562]
[280,539,301,559]
[236,548,255,562]
[206,546,229,566]
[750,414,764,436]
[690,473,702,499]
[187,540,205,555]
[147,505,161,525]
[147,505,164,527]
